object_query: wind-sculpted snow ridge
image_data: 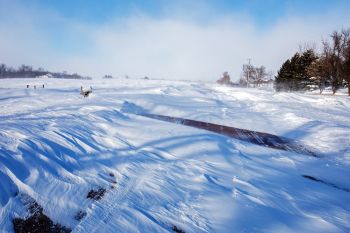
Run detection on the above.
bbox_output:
[1,78,350,232]
[144,113,319,156]
[121,101,318,156]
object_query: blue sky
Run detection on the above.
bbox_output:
[33,0,349,25]
[1,0,350,80]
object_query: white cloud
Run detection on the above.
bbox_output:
[1,0,349,81]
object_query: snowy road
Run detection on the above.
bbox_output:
[1,78,350,232]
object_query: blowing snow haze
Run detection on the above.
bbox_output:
[0,0,350,80]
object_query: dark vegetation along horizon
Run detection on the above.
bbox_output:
[217,27,350,96]
[0,64,91,80]
[274,28,350,95]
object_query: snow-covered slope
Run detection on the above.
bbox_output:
[1,78,349,232]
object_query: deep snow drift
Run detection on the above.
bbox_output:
[0,78,350,232]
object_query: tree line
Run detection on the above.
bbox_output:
[0,63,92,80]
[275,28,350,95]
[217,65,273,87]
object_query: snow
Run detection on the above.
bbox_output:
[0,78,350,232]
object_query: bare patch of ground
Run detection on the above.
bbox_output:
[13,195,71,233]
[87,187,106,201]
[74,211,87,221]
[302,175,350,192]
[172,225,185,233]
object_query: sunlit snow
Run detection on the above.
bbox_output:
[1,78,349,232]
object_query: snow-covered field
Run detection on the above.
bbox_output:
[0,78,350,232]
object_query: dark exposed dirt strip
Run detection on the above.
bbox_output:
[302,175,350,192]
[140,113,318,157]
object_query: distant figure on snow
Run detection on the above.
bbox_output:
[26,85,29,88]
[80,86,92,97]
[43,84,45,88]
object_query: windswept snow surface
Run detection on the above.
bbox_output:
[1,78,350,232]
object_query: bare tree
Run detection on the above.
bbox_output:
[241,63,271,87]
[298,42,317,54]
[242,64,255,87]
[242,64,249,87]
[322,37,341,94]
[319,29,350,94]
[307,57,329,94]
[254,66,267,87]
[239,76,247,86]
[341,29,350,95]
